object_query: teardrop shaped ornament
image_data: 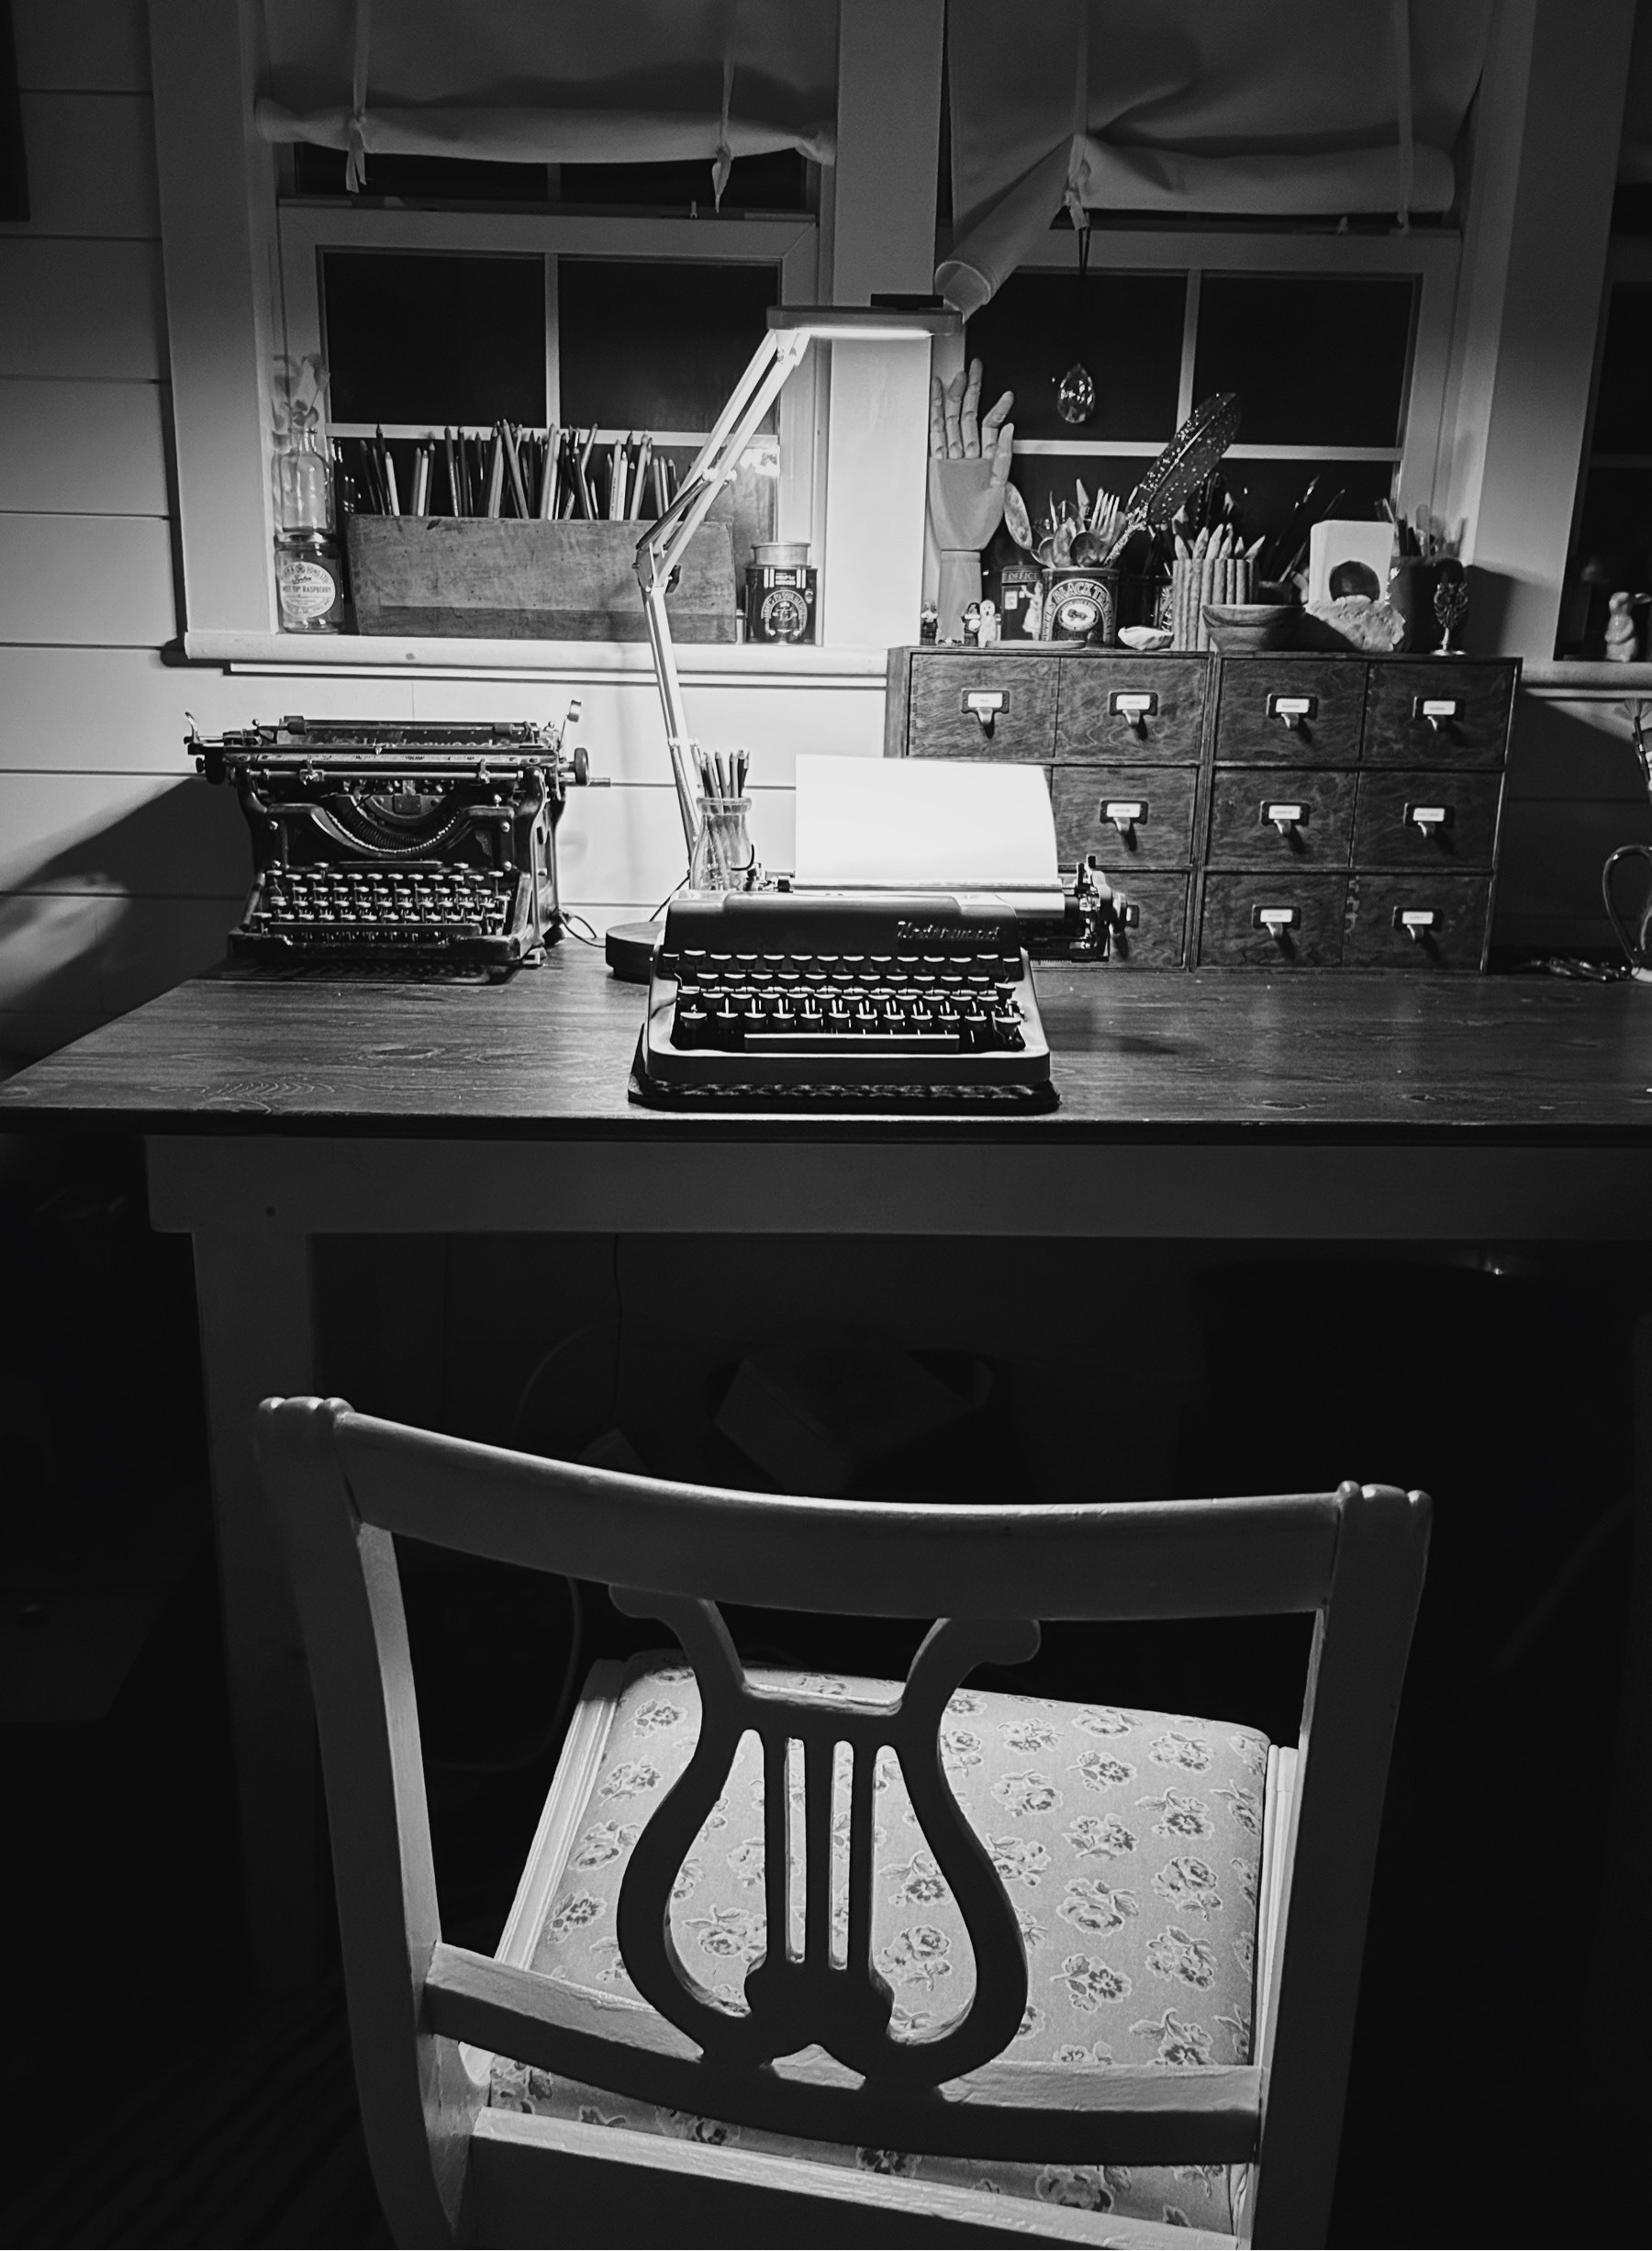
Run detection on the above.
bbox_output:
[1056,361,1095,426]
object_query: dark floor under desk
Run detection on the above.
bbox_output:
[1,1193,1643,2246]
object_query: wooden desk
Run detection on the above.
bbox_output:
[6,948,1652,2041]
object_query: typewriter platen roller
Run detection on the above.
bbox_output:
[194,711,602,976]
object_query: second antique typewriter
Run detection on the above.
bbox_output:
[632,891,1055,1111]
[194,711,599,977]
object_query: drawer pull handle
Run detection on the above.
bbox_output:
[1255,905,1300,935]
[1394,907,1439,939]
[1414,697,1462,731]
[962,689,1008,738]
[1263,801,1308,835]
[1111,690,1158,734]
[1405,801,1451,838]
[1103,799,1147,837]
[1267,693,1318,732]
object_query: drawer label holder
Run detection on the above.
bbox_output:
[962,689,1009,739]
[1262,801,1308,835]
[1404,801,1452,838]
[1110,690,1159,735]
[1267,693,1318,732]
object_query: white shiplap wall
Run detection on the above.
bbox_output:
[0,0,887,1065]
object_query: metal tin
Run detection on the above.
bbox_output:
[1044,566,1118,647]
[743,562,818,644]
[993,561,1044,641]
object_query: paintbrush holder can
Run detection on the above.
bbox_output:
[689,798,762,894]
[1044,566,1118,646]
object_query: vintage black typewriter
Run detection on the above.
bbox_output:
[632,891,1055,1111]
[194,711,600,977]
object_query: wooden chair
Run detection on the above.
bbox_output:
[258,1396,1429,2249]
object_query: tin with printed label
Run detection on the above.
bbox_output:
[1044,566,1119,647]
[743,543,817,644]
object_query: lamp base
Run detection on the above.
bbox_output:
[604,917,664,983]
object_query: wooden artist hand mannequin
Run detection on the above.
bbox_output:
[927,360,1014,637]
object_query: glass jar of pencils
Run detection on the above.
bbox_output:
[688,797,761,894]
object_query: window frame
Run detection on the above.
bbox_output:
[275,203,821,554]
[966,227,1460,529]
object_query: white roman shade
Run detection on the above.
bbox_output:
[256,0,838,191]
[938,0,1490,316]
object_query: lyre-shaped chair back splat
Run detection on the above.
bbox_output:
[611,1589,1040,2087]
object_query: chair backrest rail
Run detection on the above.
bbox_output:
[333,1408,1342,1618]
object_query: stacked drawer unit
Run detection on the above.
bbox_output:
[883,645,1518,971]
[885,648,1209,969]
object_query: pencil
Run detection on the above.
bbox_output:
[485,432,505,518]
[501,422,530,518]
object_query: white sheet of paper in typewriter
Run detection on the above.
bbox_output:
[790,754,1064,917]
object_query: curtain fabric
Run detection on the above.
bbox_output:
[256,0,839,174]
[939,0,1490,317]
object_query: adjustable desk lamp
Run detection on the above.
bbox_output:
[608,303,960,979]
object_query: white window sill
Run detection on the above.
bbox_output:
[175,632,890,685]
[1522,660,1652,696]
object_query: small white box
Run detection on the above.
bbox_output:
[1307,520,1397,605]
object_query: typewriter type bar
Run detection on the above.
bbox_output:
[194,713,601,977]
[634,892,1055,1109]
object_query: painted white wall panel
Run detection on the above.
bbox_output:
[0,241,165,378]
[0,649,422,771]
[0,513,176,644]
[0,379,168,515]
[0,772,245,894]
[1,94,161,240]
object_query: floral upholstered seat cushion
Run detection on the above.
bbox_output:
[488,1655,1270,2236]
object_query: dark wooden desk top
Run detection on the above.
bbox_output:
[4,946,1652,1146]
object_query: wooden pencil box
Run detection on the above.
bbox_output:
[345,518,739,642]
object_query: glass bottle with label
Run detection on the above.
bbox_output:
[273,401,344,632]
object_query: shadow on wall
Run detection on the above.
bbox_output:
[0,778,248,1062]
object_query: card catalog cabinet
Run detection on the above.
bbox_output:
[884,646,1519,972]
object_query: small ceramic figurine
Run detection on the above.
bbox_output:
[919,604,939,644]
[1606,590,1639,664]
[976,599,999,646]
[961,601,983,646]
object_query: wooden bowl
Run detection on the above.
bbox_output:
[1201,602,1298,652]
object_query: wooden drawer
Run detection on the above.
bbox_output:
[1343,873,1491,969]
[1363,662,1513,768]
[1055,656,1208,763]
[1211,657,1364,766]
[905,654,1057,760]
[1351,769,1502,869]
[1053,764,1199,869]
[1102,870,1190,967]
[1197,872,1347,966]
[1206,768,1356,870]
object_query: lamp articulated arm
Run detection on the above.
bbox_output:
[635,329,809,858]
[633,305,960,873]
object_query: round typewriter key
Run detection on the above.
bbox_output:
[993,1011,1022,1046]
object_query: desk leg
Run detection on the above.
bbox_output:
[193,1229,320,1996]
[1583,1310,1652,2142]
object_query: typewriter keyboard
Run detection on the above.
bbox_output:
[661,946,1029,1054]
[251,866,513,940]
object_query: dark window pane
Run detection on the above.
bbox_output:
[1193,275,1414,448]
[1591,285,1652,454]
[295,145,551,203]
[559,151,807,211]
[1009,453,1393,563]
[1557,465,1652,655]
[322,252,545,426]
[966,272,1185,442]
[557,259,777,431]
